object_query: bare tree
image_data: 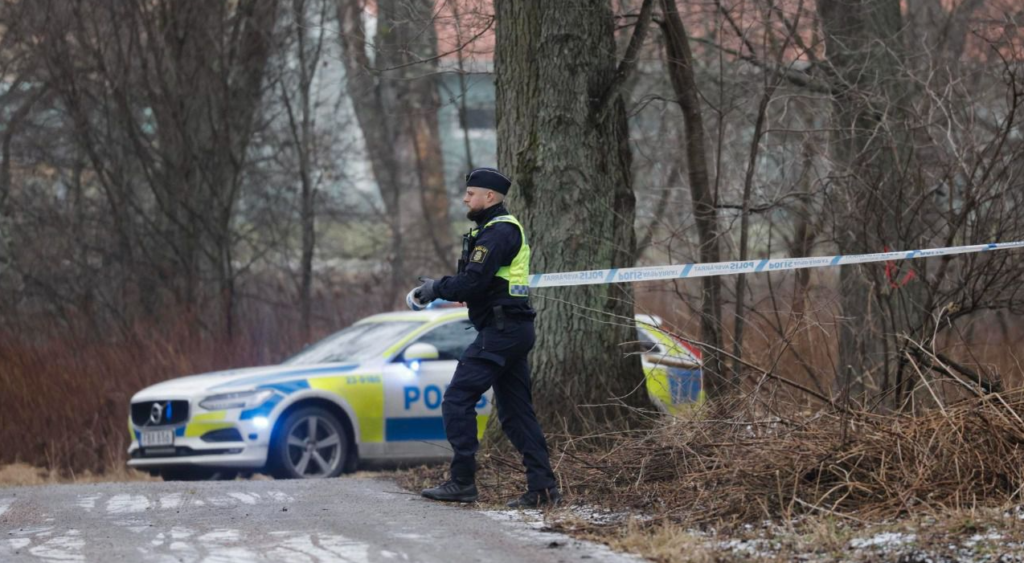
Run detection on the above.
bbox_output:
[659,0,727,397]
[334,0,453,300]
[280,0,331,340]
[8,0,279,337]
[494,0,655,431]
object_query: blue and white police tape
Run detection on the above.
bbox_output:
[406,288,429,311]
[528,240,1024,289]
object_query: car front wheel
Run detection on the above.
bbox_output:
[269,407,350,479]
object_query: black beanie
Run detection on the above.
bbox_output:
[465,167,512,195]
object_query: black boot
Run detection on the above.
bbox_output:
[421,479,479,503]
[506,487,562,508]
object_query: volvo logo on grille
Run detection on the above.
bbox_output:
[148,402,167,426]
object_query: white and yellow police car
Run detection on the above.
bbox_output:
[127,307,701,480]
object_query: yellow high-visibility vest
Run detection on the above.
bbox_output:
[471,214,530,297]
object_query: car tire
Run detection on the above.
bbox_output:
[268,406,350,479]
[160,467,236,481]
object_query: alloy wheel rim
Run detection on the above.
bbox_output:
[286,415,342,477]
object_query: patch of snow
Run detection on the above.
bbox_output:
[849,532,916,549]
[482,509,543,526]
[319,533,371,563]
[567,505,637,526]
[227,492,259,505]
[106,494,150,514]
[158,493,182,509]
[198,529,240,543]
[266,490,294,502]
[75,494,101,512]
[265,548,315,563]
[965,532,1003,547]
[268,533,371,563]
[479,509,646,562]
[717,538,775,558]
[482,509,547,529]
[197,546,258,563]
[170,527,193,540]
[28,531,85,561]
[206,495,238,508]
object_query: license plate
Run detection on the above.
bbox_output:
[140,430,175,447]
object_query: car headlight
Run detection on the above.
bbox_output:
[199,389,277,411]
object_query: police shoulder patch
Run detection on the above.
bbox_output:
[470,246,489,263]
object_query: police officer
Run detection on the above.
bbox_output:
[412,167,561,508]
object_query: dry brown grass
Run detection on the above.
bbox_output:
[0,462,157,487]
[572,392,1024,525]
[598,520,715,563]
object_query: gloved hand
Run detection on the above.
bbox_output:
[414,277,438,304]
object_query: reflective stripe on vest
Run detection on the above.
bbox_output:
[473,214,530,297]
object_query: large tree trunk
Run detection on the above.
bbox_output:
[494,0,647,432]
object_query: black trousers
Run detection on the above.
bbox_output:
[441,319,556,492]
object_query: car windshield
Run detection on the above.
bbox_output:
[283,321,423,365]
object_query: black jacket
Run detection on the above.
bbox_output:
[434,203,536,330]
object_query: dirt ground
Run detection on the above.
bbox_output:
[4,461,1022,562]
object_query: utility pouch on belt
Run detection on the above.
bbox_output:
[458,230,476,274]
[492,305,506,331]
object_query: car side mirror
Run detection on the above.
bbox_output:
[404,343,440,363]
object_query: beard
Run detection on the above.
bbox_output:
[466,207,486,222]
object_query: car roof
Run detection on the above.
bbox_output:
[355,305,469,325]
[353,306,700,361]
[358,307,668,327]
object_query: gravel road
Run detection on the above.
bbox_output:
[0,477,643,563]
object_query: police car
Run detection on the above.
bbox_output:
[127,307,702,480]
